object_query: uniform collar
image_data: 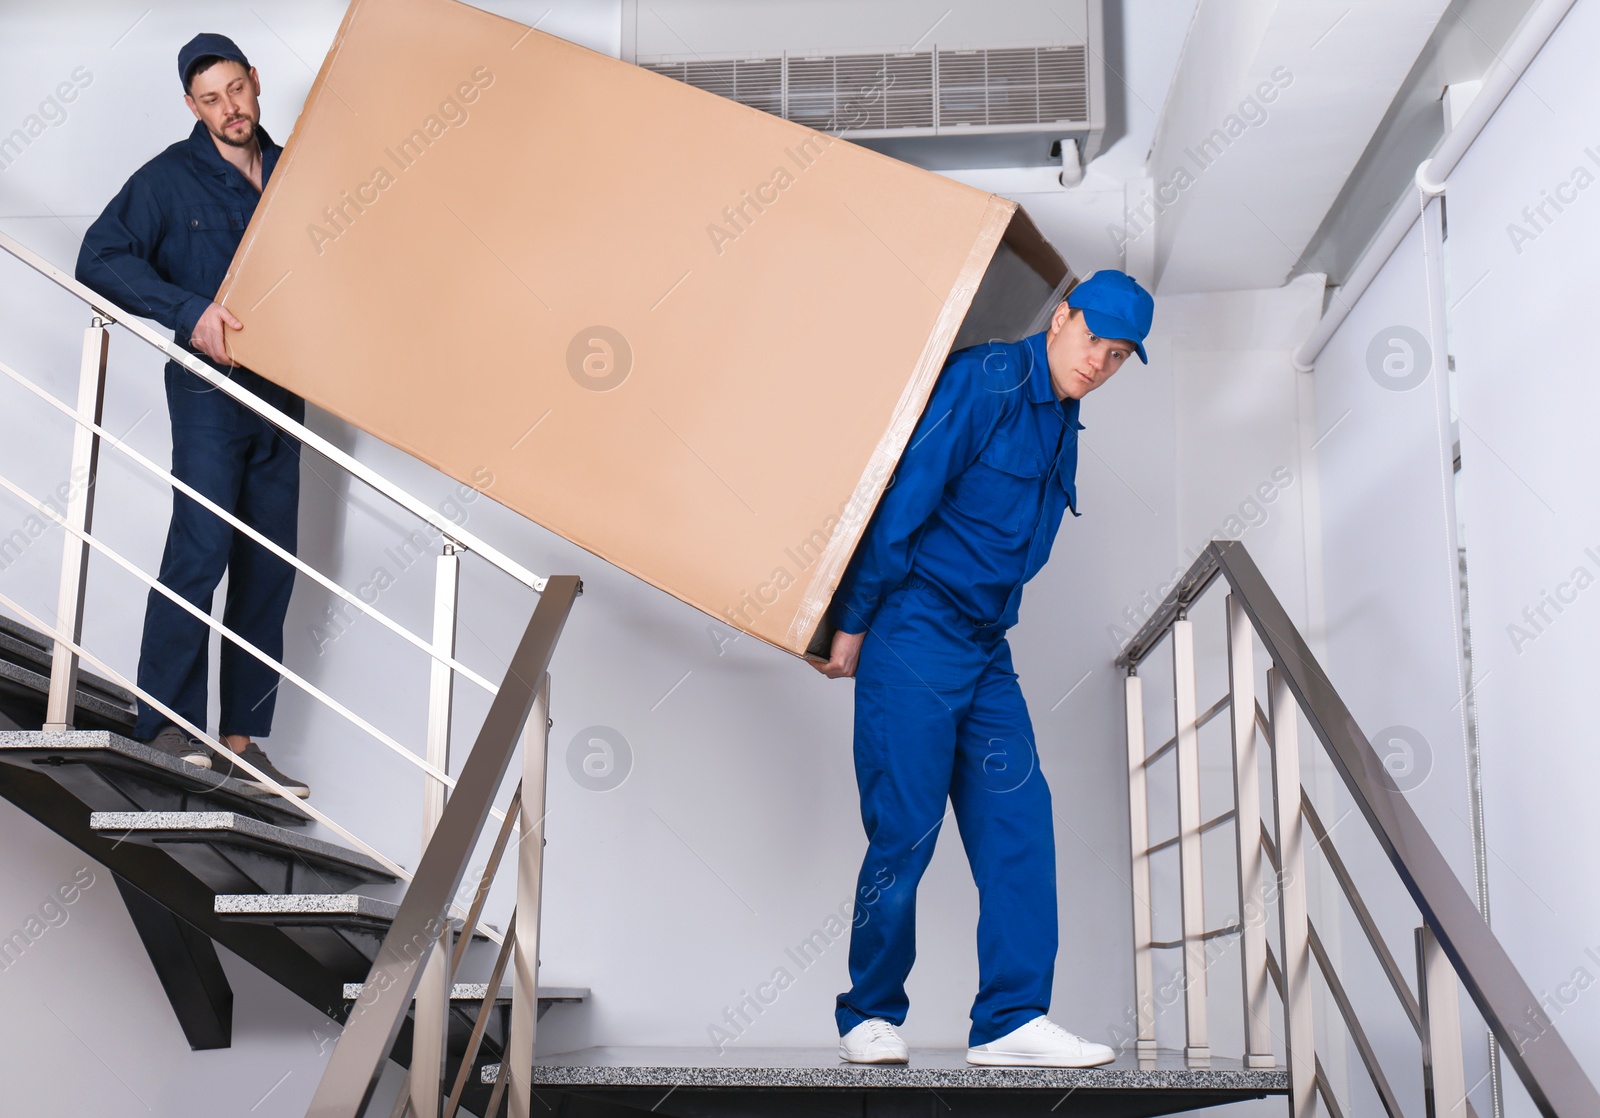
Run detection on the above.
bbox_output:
[1019,331,1064,406]
[185,119,279,184]
[1020,330,1083,426]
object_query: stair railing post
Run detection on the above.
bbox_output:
[1269,666,1317,1116]
[306,575,579,1118]
[1418,924,1469,1118]
[1227,594,1275,1068]
[44,320,109,730]
[1124,670,1158,1059]
[507,672,552,1117]
[424,542,460,844]
[1172,617,1210,1061]
[411,544,461,1118]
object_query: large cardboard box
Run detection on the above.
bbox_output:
[221,0,1069,657]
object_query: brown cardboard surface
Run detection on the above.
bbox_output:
[220,0,1068,656]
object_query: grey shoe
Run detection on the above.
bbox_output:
[146,725,212,769]
[219,742,310,798]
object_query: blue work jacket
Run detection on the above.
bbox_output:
[832,331,1082,635]
[76,120,281,356]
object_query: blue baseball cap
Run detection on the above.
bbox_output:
[178,33,250,91]
[1066,270,1154,363]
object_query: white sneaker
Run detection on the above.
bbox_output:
[839,1018,909,1064]
[966,1016,1115,1067]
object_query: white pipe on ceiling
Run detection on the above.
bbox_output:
[1291,0,1580,371]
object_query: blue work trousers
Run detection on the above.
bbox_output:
[835,578,1057,1047]
[132,362,304,741]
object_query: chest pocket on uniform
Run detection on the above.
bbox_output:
[185,204,244,232]
[948,435,1044,533]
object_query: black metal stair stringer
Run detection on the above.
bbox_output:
[0,757,352,1039]
[112,872,234,1050]
[0,752,514,1110]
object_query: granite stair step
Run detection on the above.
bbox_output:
[341,982,587,1005]
[478,1047,1290,1117]
[0,615,136,735]
[90,811,396,894]
[343,981,586,1025]
[0,729,307,824]
[214,894,479,980]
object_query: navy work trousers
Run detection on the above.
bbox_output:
[132,362,304,742]
[835,577,1057,1047]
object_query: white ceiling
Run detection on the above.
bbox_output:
[906,0,1466,298]
[740,0,1465,298]
[1147,0,1454,294]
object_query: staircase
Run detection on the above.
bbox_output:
[0,627,585,1115]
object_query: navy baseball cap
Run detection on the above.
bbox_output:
[1066,270,1154,363]
[178,33,250,90]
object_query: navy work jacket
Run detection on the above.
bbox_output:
[832,331,1082,635]
[76,120,281,358]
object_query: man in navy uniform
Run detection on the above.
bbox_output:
[815,270,1154,1066]
[76,34,307,796]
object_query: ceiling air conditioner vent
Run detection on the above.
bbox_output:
[644,57,784,118]
[936,46,1088,127]
[784,52,936,131]
[642,45,1089,134]
[637,13,1104,174]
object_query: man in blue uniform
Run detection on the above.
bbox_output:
[815,270,1154,1066]
[75,34,307,796]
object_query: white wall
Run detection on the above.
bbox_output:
[1294,3,1600,1113]
[1435,0,1600,1109]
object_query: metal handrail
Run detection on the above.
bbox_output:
[1114,551,1223,670]
[0,342,537,928]
[0,256,531,822]
[0,469,466,794]
[444,913,517,1117]
[1120,539,1600,1118]
[1150,923,1242,951]
[1263,940,1383,1118]
[0,357,500,697]
[1116,547,1222,671]
[1303,794,1423,1034]
[0,431,531,844]
[1308,922,1409,1118]
[0,485,531,945]
[1143,807,1235,857]
[0,588,407,878]
[1258,706,1427,1032]
[1,229,578,1113]
[1142,691,1231,768]
[0,229,546,592]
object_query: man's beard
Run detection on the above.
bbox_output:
[211,115,257,148]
